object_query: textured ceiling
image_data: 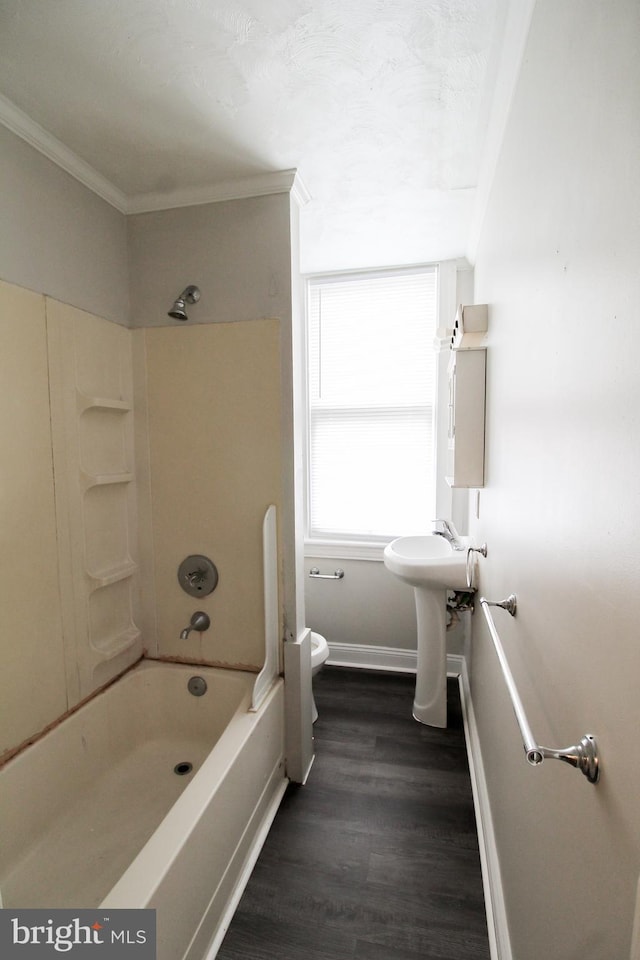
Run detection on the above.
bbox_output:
[0,0,510,272]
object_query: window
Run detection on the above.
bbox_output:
[306,266,438,544]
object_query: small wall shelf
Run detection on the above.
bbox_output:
[87,559,138,588]
[91,625,142,661]
[446,304,488,489]
[80,470,135,490]
[76,391,132,414]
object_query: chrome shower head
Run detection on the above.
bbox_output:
[168,285,201,321]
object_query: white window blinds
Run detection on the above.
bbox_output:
[307,266,438,542]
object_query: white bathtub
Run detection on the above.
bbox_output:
[0,659,286,959]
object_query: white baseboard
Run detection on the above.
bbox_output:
[327,641,416,672]
[327,641,464,677]
[457,660,512,960]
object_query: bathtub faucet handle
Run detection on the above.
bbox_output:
[180,611,211,640]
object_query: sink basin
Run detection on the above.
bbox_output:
[383,533,474,729]
[383,535,470,590]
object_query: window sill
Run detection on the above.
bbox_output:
[303,539,387,561]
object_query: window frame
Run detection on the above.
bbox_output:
[303,263,440,559]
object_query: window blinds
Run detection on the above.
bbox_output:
[307,267,438,541]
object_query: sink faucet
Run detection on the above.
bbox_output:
[432,519,464,551]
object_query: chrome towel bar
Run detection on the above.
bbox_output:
[479,596,600,784]
[309,567,344,580]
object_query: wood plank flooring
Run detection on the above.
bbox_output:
[217,667,490,960]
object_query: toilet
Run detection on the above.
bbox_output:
[310,631,329,723]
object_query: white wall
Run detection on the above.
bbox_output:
[469,2,640,956]
[0,126,129,324]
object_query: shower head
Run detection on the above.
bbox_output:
[168,285,201,321]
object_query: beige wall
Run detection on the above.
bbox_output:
[0,126,129,326]
[137,320,283,668]
[469,1,640,956]
[0,281,67,757]
[129,191,298,665]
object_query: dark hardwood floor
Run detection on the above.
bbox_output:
[217,667,490,960]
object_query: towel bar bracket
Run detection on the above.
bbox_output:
[536,734,599,783]
[483,593,517,617]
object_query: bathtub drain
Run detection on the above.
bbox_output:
[188,676,207,697]
[174,762,193,776]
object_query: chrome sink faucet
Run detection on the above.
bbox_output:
[432,519,464,550]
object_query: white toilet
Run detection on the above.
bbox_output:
[310,631,329,723]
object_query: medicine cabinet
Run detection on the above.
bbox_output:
[446,304,488,488]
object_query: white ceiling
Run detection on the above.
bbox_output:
[0,0,521,273]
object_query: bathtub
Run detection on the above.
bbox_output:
[0,659,286,959]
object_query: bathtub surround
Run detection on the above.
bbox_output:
[0,300,287,756]
[1,282,286,757]
[0,132,305,767]
[0,282,67,756]
[127,190,304,659]
[0,283,143,755]
[135,319,283,668]
[47,299,142,704]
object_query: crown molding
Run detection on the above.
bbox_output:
[0,93,128,213]
[0,93,311,217]
[127,168,311,215]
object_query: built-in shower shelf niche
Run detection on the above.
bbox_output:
[90,624,142,660]
[76,391,132,413]
[87,559,138,588]
[46,299,142,707]
[80,471,135,490]
[88,565,141,663]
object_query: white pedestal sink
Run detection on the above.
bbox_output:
[383,534,472,727]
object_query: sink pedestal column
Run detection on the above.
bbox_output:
[412,588,447,727]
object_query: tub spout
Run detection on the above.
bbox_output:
[180,611,211,639]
